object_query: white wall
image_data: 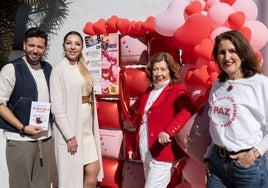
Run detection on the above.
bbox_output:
[46,0,173,66]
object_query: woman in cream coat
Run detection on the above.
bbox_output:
[50,31,103,188]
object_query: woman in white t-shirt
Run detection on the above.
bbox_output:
[204,30,268,188]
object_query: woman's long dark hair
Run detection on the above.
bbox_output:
[212,30,260,82]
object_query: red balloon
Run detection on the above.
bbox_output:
[184,1,202,17]
[186,65,210,86]
[174,14,211,51]
[227,11,245,30]
[117,18,130,35]
[106,15,119,33]
[83,22,95,35]
[93,18,107,34]
[97,158,122,188]
[97,99,122,129]
[119,68,148,125]
[142,16,155,32]
[220,0,236,5]
[238,27,252,42]
[194,38,213,61]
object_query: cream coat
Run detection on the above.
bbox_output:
[50,57,103,188]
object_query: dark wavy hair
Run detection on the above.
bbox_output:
[212,30,260,82]
[146,52,180,85]
[24,27,48,46]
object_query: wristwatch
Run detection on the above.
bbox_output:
[19,126,25,135]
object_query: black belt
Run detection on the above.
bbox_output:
[215,145,252,159]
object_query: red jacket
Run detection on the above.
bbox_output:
[132,83,195,161]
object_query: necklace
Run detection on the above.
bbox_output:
[227,82,233,92]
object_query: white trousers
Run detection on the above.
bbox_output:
[139,119,173,188]
[142,156,173,188]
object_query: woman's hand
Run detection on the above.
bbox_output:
[229,148,260,168]
[158,131,172,144]
[128,151,133,160]
[67,137,78,155]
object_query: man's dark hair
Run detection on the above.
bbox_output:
[24,27,48,46]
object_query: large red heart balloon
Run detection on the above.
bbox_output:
[173,14,211,51]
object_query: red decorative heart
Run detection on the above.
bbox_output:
[174,14,211,51]
[194,38,213,61]
[83,22,95,35]
[228,11,245,30]
[184,1,202,16]
[93,18,107,34]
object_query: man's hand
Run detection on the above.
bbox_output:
[24,125,44,135]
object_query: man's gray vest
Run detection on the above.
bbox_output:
[0,57,52,133]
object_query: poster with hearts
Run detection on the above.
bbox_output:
[83,33,120,95]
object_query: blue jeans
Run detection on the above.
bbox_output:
[207,147,268,188]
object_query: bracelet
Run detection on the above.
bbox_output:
[19,126,25,135]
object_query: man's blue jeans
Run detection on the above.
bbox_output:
[206,147,268,188]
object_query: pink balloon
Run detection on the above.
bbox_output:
[154,0,188,36]
[243,20,268,51]
[182,158,206,188]
[175,103,211,166]
[207,2,234,29]
[232,0,258,21]
[210,26,231,42]
[205,0,220,9]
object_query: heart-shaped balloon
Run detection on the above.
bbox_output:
[194,38,214,61]
[106,15,119,33]
[232,0,257,21]
[116,18,130,35]
[220,0,236,6]
[173,14,211,51]
[93,18,107,34]
[142,16,155,32]
[187,65,210,86]
[238,27,251,42]
[175,103,211,166]
[154,0,188,36]
[227,11,245,30]
[83,22,95,35]
[184,1,202,17]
